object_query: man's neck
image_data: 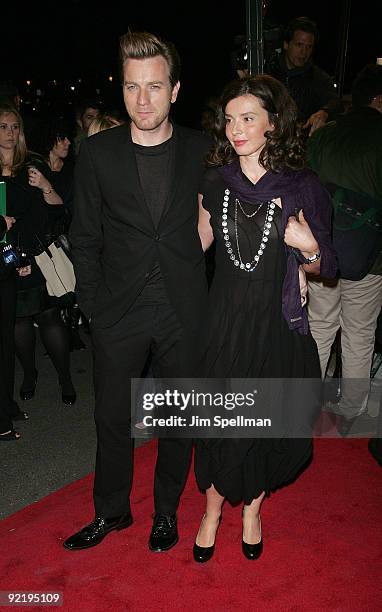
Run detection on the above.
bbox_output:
[131,121,173,146]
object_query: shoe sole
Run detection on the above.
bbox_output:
[63,519,132,551]
[149,536,179,552]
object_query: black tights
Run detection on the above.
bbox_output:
[15,307,74,395]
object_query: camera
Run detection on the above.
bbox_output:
[1,243,30,268]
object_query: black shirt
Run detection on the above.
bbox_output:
[134,136,174,305]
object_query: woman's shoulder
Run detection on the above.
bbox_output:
[282,167,326,198]
[26,152,46,168]
[200,167,226,213]
[201,166,225,190]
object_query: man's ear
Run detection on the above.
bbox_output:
[171,81,180,104]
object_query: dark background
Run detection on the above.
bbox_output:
[1,0,380,127]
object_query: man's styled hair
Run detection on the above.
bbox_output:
[352,64,382,108]
[119,31,181,88]
[283,16,319,44]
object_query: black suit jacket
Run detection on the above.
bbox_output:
[70,123,210,330]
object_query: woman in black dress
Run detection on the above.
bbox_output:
[193,76,337,562]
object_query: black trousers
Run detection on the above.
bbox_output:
[91,302,196,517]
[0,274,17,432]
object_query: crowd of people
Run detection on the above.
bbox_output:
[0,88,126,437]
[1,19,381,563]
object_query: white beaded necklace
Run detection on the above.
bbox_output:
[222,188,276,272]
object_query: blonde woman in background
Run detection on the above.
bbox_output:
[87,113,125,137]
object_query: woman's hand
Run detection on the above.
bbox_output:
[284,209,319,256]
[2,215,16,231]
[28,166,52,193]
[17,265,31,277]
[27,166,63,205]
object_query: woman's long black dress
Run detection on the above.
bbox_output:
[195,169,321,504]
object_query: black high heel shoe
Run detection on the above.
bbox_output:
[19,369,38,401]
[242,515,263,560]
[62,391,77,405]
[193,514,221,563]
[59,379,77,405]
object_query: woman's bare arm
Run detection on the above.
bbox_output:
[198,193,214,252]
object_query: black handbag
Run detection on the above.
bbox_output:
[330,186,382,281]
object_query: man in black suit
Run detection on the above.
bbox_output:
[64,31,209,551]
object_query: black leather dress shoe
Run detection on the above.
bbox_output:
[63,513,133,550]
[149,513,178,552]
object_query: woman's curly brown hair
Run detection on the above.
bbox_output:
[207,74,306,172]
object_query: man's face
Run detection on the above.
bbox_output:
[284,30,315,69]
[122,56,179,135]
[81,107,100,132]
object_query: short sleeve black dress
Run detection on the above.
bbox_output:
[194,168,321,504]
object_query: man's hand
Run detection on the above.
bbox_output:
[303,109,328,135]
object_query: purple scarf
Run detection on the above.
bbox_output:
[218,159,337,334]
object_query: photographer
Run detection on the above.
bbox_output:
[0,214,31,441]
[265,16,342,134]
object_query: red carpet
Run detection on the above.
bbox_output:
[1,439,381,611]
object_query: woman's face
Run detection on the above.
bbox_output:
[0,112,20,153]
[224,94,274,158]
[52,136,71,159]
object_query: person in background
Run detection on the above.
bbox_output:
[307,64,382,432]
[87,112,125,136]
[0,80,21,110]
[265,16,341,135]
[0,102,76,407]
[73,99,103,154]
[32,117,85,351]
[0,213,31,441]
